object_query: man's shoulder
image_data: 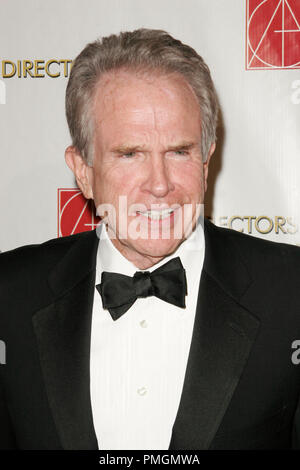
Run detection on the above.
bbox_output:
[205,217,300,251]
[204,218,300,270]
[0,230,97,283]
[204,219,300,318]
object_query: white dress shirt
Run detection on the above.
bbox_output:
[90,217,205,450]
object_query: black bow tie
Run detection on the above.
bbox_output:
[96,257,187,321]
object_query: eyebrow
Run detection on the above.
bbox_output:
[167,142,198,152]
[110,144,147,154]
[110,141,199,154]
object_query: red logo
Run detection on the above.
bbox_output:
[57,188,100,237]
[247,0,300,69]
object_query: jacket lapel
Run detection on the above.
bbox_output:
[32,229,100,450]
[169,220,261,449]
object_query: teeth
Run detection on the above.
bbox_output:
[138,209,174,220]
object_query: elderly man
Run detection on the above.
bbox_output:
[1,29,300,450]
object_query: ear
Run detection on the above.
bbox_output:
[65,146,94,199]
[203,142,216,193]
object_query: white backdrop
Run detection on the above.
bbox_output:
[0,0,299,251]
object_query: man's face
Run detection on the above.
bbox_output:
[67,70,214,269]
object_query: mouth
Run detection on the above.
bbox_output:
[136,208,176,221]
[134,207,182,232]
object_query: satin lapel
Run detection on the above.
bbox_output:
[169,219,261,450]
[32,229,100,450]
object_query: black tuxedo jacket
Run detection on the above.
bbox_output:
[1,218,300,450]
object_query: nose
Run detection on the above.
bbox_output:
[140,154,175,198]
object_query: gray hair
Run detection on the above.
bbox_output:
[66,28,219,165]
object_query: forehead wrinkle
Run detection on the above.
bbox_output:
[93,70,202,152]
[97,74,176,124]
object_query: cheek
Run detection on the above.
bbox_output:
[101,160,137,183]
[92,164,136,204]
[172,163,204,194]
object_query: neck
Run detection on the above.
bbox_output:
[105,225,182,270]
[110,239,169,270]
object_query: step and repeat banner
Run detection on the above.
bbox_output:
[0,0,299,251]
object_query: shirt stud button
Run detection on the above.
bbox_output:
[137,387,147,396]
[140,320,148,328]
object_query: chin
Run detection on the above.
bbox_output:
[133,237,183,258]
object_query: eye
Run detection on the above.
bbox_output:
[174,150,188,155]
[120,152,136,159]
[167,149,190,159]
